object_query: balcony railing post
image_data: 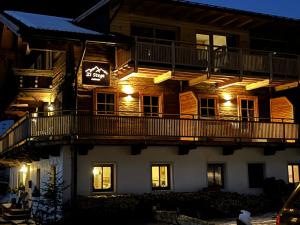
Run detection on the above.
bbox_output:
[207,46,212,78]
[269,52,274,82]
[171,41,175,72]
[297,56,300,80]
[239,48,244,78]
[134,36,138,70]
[282,118,286,142]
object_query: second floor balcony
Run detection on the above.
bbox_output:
[116,37,300,82]
[0,111,298,154]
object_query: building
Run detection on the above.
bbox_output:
[0,0,299,203]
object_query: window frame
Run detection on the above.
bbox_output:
[237,96,259,121]
[288,163,300,184]
[151,163,171,191]
[248,163,265,188]
[141,93,163,117]
[199,95,219,119]
[93,89,119,115]
[207,163,225,188]
[92,163,115,193]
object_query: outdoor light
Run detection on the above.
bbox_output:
[223,93,232,101]
[125,95,133,102]
[122,85,134,95]
[20,164,28,173]
[48,104,54,112]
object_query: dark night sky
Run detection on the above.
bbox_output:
[1,0,299,20]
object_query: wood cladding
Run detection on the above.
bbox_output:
[179,91,198,118]
[270,97,294,122]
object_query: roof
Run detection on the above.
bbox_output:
[3,10,103,36]
[74,0,300,23]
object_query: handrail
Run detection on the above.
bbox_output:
[0,111,298,153]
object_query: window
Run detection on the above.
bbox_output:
[96,93,116,114]
[237,96,258,121]
[200,97,217,118]
[143,95,160,117]
[207,164,224,188]
[288,164,300,184]
[92,164,114,192]
[152,164,170,190]
[248,163,264,188]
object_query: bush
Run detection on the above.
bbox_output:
[60,191,274,224]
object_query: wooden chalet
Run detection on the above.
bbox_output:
[0,0,299,202]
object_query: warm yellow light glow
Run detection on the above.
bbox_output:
[93,167,99,175]
[120,72,137,81]
[218,83,237,89]
[122,85,134,95]
[223,93,232,101]
[20,164,28,173]
[224,101,232,107]
[125,95,133,102]
[48,104,54,111]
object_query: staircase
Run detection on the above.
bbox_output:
[0,203,34,225]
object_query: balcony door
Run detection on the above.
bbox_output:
[237,96,258,121]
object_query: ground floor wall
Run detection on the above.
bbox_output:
[8,145,300,200]
[76,146,300,196]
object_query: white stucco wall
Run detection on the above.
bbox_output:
[9,145,300,198]
[76,146,300,196]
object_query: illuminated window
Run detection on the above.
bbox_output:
[143,96,160,117]
[200,97,217,118]
[152,164,170,190]
[92,164,113,192]
[207,164,224,188]
[248,163,264,188]
[96,93,116,114]
[288,164,300,184]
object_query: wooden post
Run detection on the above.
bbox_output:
[134,36,138,72]
[269,52,273,82]
[239,48,243,78]
[171,41,175,72]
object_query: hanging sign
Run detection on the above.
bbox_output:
[82,61,110,86]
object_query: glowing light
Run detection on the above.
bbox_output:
[122,85,134,95]
[20,164,28,173]
[224,101,232,107]
[48,104,54,112]
[93,167,99,175]
[125,95,133,102]
[223,93,232,101]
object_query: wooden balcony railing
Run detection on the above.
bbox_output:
[116,37,300,80]
[0,111,298,153]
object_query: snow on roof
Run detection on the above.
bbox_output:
[4,10,102,36]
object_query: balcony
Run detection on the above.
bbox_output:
[116,37,300,83]
[0,111,298,153]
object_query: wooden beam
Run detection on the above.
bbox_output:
[222,18,239,26]
[236,19,253,28]
[208,14,228,24]
[178,144,196,155]
[222,145,242,155]
[217,78,240,89]
[189,75,209,86]
[131,144,147,155]
[246,79,270,91]
[119,69,137,81]
[154,71,172,84]
[13,68,54,77]
[275,81,300,92]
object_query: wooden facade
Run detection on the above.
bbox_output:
[0,0,300,157]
